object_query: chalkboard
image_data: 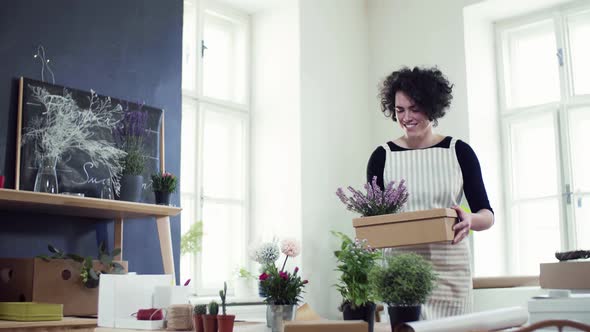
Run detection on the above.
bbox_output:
[16,77,164,203]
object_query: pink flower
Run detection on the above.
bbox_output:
[259,273,269,281]
[279,271,289,280]
[294,267,299,273]
[280,238,301,258]
[303,280,309,284]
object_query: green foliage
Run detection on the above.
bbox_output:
[259,264,308,305]
[208,301,219,315]
[369,253,437,306]
[219,282,228,315]
[151,172,178,192]
[180,221,203,256]
[332,231,381,309]
[39,241,125,289]
[236,267,255,280]
[122,148,145,175]
[193,304,207,315]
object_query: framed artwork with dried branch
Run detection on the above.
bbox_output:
[15,77,165,203]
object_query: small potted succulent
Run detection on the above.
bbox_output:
[333,231,381,332]
[217,282,235,332]
[151,171,178,205]
[192,304,206,332]
[370,253,436,331]
[203,301,218,332]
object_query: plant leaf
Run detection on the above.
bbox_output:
[89,268,99,280]
[98,241,106,255]
[48,244,60,254]
[111,248,121,257]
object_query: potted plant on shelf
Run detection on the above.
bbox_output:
[217,282,235,332]
[332,231,381,332]
[258,238,308,332]
[192,304,206,332]
[114,110,147,202]
[370,253,436,331]
[203,301,218,332]
[249,239,280,298]
[151,171,178,205]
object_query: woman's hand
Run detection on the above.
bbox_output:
[451,205,471,244]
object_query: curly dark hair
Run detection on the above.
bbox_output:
[379,66,453,123]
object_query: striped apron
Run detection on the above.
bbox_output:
[382,138,473,319]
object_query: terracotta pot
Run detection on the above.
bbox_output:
[193,314,205,332]
[217,314,235,332]
[203,314,218,332]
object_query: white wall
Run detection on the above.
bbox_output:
[251,0,302,248]
[299,0,371,319]
[367,0,480,145]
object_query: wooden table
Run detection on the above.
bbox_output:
[0,317,97,332]
[0,189,182,275]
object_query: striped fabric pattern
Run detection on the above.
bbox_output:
[382,138,473,319]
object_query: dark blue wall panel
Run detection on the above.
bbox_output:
[0,0,183,283]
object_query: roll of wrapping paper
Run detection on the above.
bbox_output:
[166,304,193,331]
[136,308,164,320]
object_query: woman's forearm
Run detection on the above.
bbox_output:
[470,209,494,231]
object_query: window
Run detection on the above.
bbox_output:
[495,3,590,275]
[182,0,250,295]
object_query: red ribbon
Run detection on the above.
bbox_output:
[136,308,164,320]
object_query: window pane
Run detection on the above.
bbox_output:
[182,0,198,92]
[203,10,247,104]
[200,202,245,290]
[512,199,561,275]
[181,98,198,190]
[567,10,590,96]
[568,107,590,192]
[573,195,590,249]
[503,19,560,108]
[202,104,246,200]
[509,112,559,199]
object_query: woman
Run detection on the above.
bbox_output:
[367,66,494,319]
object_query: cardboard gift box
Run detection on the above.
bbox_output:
[353,208,457,248]
[540,260,590,289]
[284,320,368,332]
[0,257,127,316]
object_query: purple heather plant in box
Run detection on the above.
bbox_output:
[336,176,409,217]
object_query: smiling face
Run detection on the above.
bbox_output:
[394,91,433,140]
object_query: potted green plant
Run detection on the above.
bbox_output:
[192,304,206,332]
[370,253,436,331]
[114,110,147,202]
[151,171,178,205]
[203,301,218,332]
[217,282,235,332]
[332,231,381,332]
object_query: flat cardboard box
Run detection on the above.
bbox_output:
[0,302,63,321]
[0,258,127,316]
[353,208,457,248]
[284,320,368,332]
[540,260,590,289]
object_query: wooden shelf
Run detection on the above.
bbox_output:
[473,275,539,289]
[0,189,181,220]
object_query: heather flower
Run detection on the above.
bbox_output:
[259,273,269,281]
[336,176,409,217]
[151,172,178,192]
[259,265,308,305]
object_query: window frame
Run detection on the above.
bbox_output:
[494,1,590,274]
[181,0,252,296]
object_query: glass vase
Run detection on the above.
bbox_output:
[268,304,296,332]
[34,156,58,194]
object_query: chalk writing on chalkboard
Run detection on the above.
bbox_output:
[16,77,163,203]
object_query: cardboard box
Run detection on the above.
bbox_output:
[540,260,590,289]
[284,320,368,332]
[353,208,457,248]
[0,258,127,316]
